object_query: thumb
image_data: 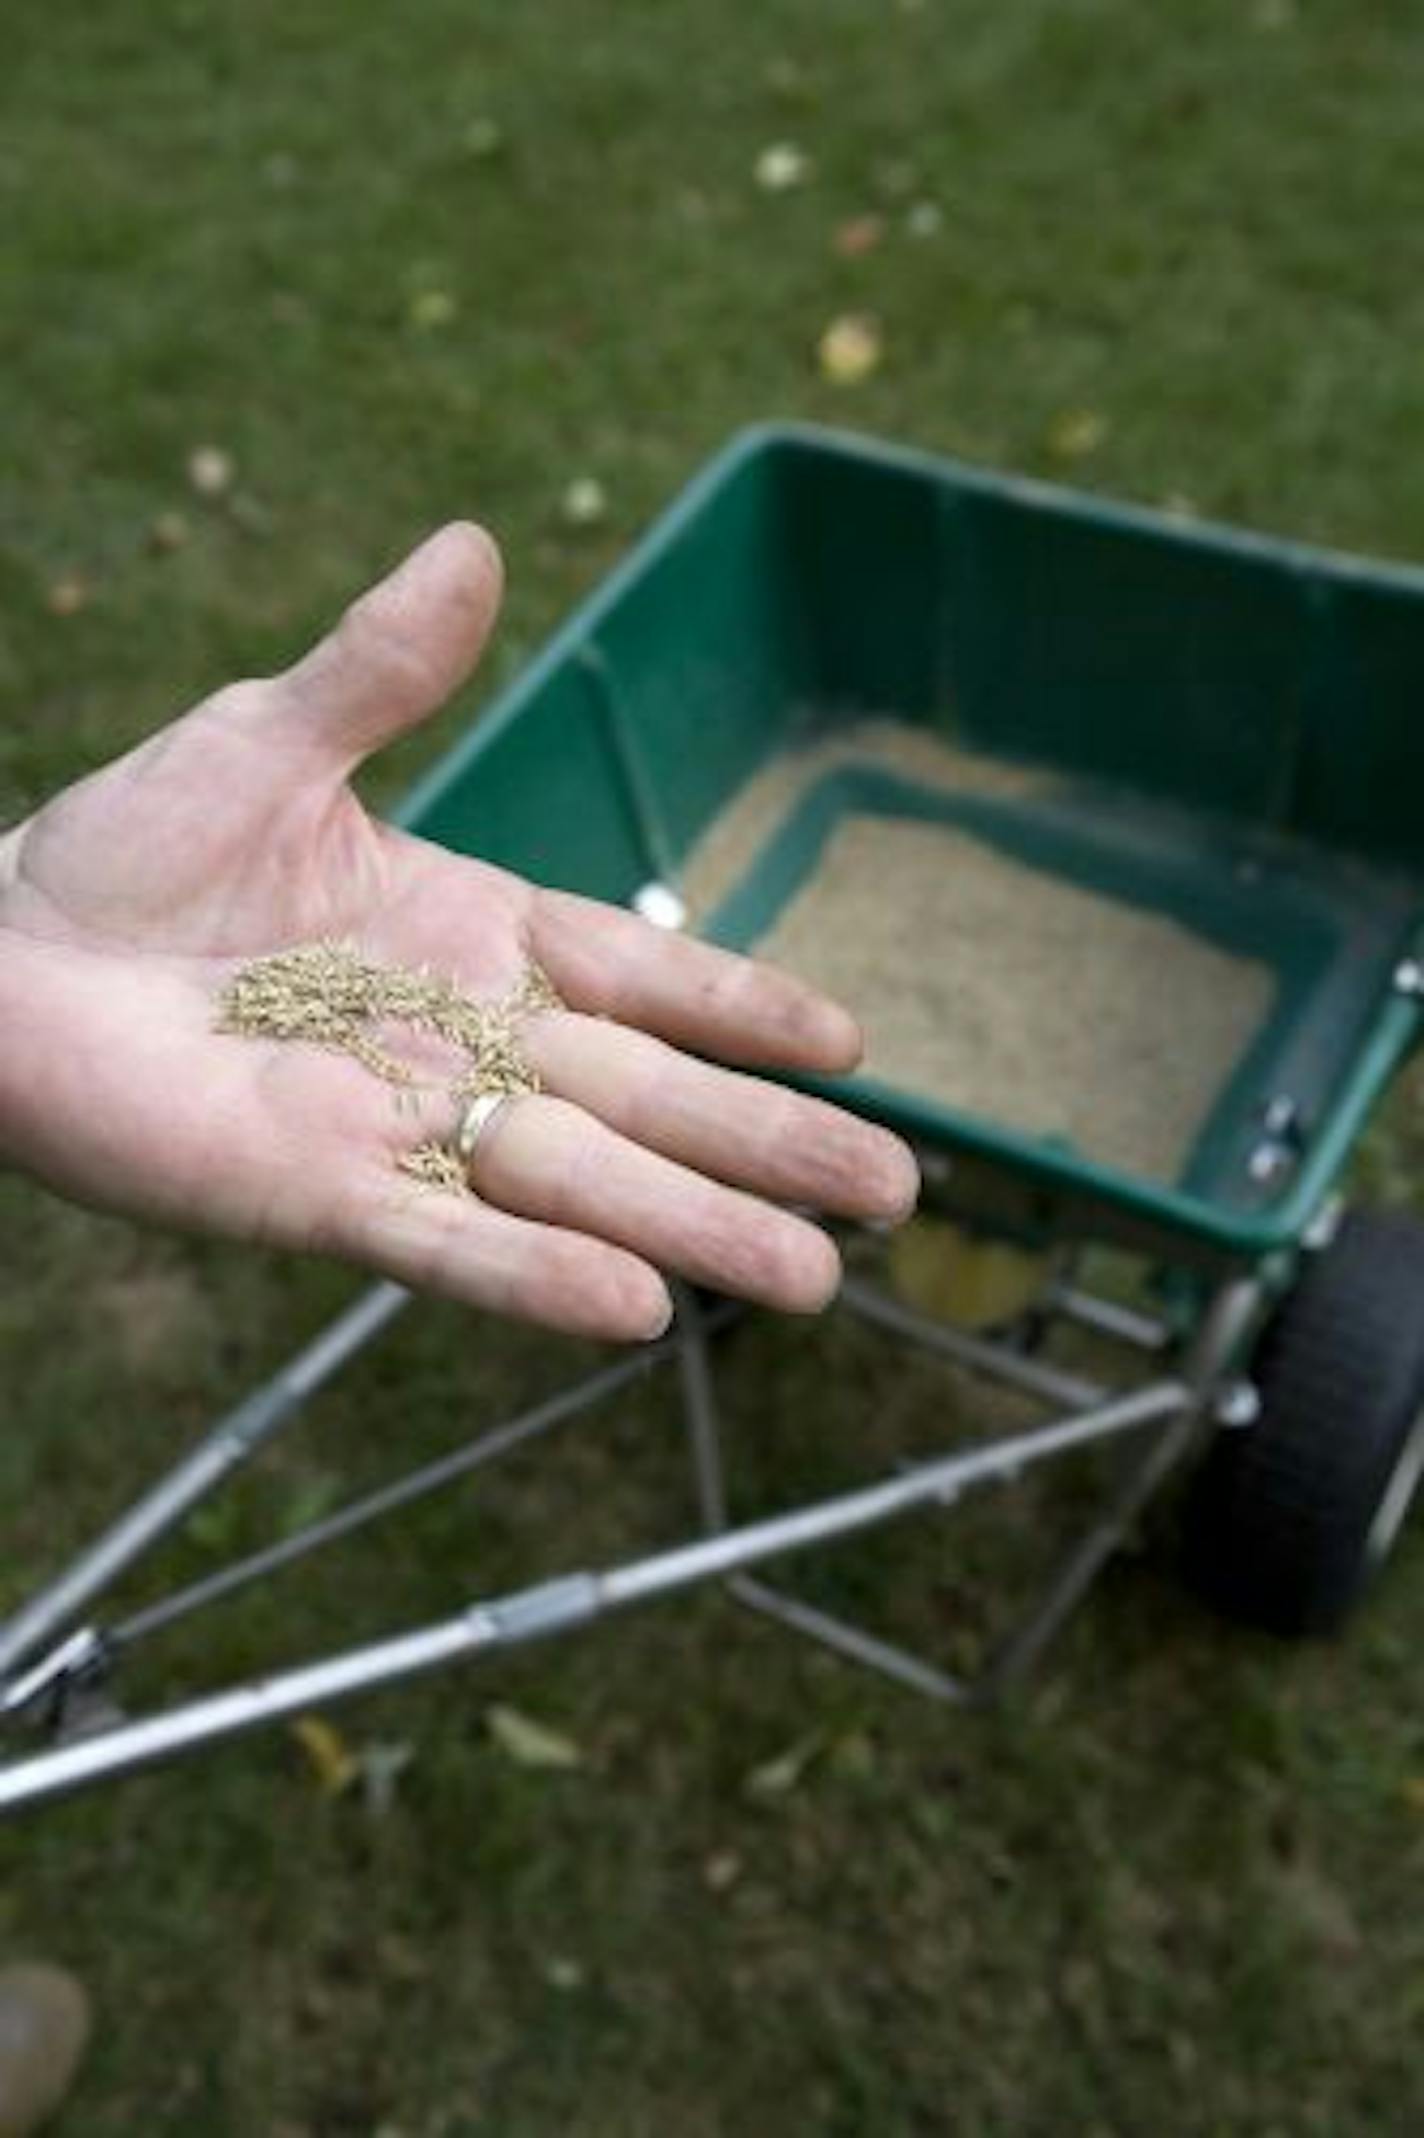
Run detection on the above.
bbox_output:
[274,521,504,768]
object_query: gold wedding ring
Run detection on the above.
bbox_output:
[455,1091,514,1178]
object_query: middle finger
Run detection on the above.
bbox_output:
[525,1010,919,1224]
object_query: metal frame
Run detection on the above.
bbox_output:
[0,1237,1266,1816]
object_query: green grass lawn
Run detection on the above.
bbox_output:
[5,1,1424,2131]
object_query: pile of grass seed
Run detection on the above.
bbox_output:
[682,723,1274,1183]
[216,942,560,1191]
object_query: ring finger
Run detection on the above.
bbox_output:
[459,1091,842,1314]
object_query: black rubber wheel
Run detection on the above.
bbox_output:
[1185,1209,1424,1637]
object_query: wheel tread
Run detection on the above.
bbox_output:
[1186,1211,1424,1636]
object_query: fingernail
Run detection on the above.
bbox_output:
[643,1290,675,1341]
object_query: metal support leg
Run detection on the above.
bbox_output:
[675,1287,974,1696]
[730,1577,972,1703]
[976,1408,1194,1692]
[840,1276,1105,1410]
[978,1273,1265,1693]
[698,1271,1110,1705]
[0,1283,409,1684]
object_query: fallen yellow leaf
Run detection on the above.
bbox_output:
[290,1713,358,1796]
[817,313,883,386]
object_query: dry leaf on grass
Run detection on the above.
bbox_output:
[834,214,884,258]
[291,1713,359,1796]
[486,1703,584,1771]
[744,1734,823,1800]
[289,1714,414,1813]
[817,313,883,385]
[560,476,608,527]
[187,445,234,497]
[754,142,810,192]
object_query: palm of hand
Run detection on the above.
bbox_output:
[0,527,915,1339]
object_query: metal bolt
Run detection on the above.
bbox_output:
[1215,1380,1262,1430]
[632,881,688,932]
[1249,1140,1293,1184]
[1262,1093,1300,1139]
[1303,1195,1344,1252]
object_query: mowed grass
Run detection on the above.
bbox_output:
[4,2,1424,2131]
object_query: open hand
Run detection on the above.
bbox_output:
[0,526,917,1340]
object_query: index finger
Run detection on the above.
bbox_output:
[530,888,864,1073]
